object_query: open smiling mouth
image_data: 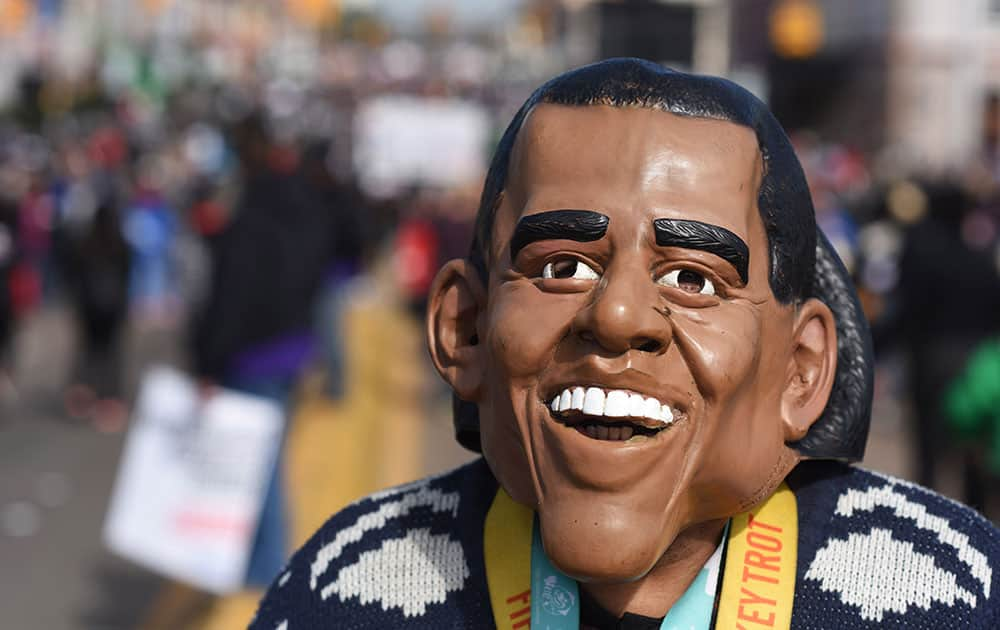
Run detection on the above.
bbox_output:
[547,386,679,442]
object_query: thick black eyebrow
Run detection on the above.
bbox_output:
[509,210,610,260]
[653,218,749,284]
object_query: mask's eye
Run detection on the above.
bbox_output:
[657,269,715,295]
[542,258,600,280]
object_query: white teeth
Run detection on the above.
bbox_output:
[559,389,572,412]
[583,387,606,415]
[549,386,677,425]
[642,397,662,421]
[604,390,629,416]
[661,404,674,423]
[628,393,646,417]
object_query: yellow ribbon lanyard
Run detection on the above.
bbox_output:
[484,483,798,630]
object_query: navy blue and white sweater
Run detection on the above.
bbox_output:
[250,459,1000,629]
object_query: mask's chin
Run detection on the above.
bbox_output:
[535,493,682,582]
[519,388,693,581]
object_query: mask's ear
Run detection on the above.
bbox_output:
[781,297,838,443]
[426,259,487,402]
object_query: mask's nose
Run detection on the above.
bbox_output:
[570,261,671,356]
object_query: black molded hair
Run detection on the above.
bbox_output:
[454,58,872,462]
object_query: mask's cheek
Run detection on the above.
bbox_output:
[673,303,764,405]
[478,282,576,507]
[485,282,577,380]
[690,427,797,517]
[683,306,796,515]
[479,396,539,507]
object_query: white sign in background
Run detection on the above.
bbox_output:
[103,366,284,594]
[353,95,491,198]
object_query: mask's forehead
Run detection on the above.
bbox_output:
[494,104,764,272]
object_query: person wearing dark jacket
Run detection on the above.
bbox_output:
[191,115,340,587]
[62,200,131,421]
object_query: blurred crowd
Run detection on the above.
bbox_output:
[0,26,500,602]
[0,61,489,414]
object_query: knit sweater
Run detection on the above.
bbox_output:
[250,459,1000,629]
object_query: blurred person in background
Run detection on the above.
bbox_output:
[896,179,1000,502]
[392,187,478,321]
[796,135,866,277]
[935,96,1000,512]
[393,190,441,319]
[14,171,54,312]
[300,139,364,401]
[46,120,135,426]
[982,93,1000,184]
[60,198,131,428]
[0,189,15,403]
[189,111,345,588]
[123,158,179,325]
[945,336,1000,516]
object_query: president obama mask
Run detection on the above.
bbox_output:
[428,60,851,587]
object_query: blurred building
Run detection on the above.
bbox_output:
[889,0,1000,171]
[734,0,891,154]
[553,0,892,153]
[555,0,998,172]
[556,0,732,75]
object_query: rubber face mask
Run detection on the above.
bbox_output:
[475,104,803,582]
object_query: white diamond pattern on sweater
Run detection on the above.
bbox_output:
[806,528,976,621]
[835,483,991,597]
[321,527,470,617]
[309,484,460,590]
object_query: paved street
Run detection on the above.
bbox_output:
[0,308,169,630]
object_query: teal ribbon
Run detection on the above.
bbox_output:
[659,520,727,630]
[530,516,580,629]
[529,517,726,630]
